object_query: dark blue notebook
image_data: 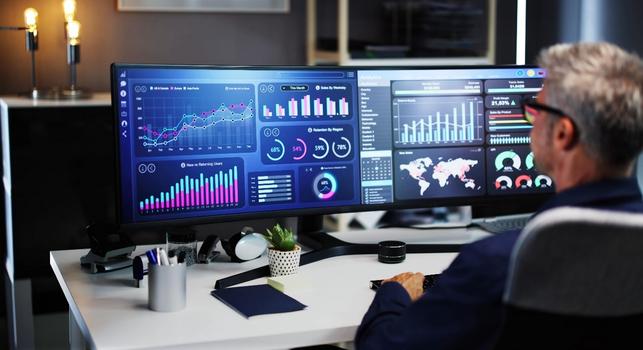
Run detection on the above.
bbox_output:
[211,284,307,318]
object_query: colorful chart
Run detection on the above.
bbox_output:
[258,83,353,121]
[260,125,354,164]
[487,146,554,195]
[299,165,355,203]
[134,83,256,155]
[393,96,484,147]
[136,158,244,215]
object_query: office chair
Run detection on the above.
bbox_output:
[494,207,643,350]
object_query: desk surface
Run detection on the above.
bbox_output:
[51,228,488,350]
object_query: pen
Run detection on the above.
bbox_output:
[156,247,161,265]
[146,249,158,265]
[168,250,177,265]
[159,248,170,266]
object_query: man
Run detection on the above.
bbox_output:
[355,42,643,350]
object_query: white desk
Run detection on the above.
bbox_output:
[50,228,489,349]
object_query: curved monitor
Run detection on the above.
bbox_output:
[112,64,553,228]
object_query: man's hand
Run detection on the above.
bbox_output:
[383,272,425,301]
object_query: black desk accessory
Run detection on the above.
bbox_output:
[132,253,148,287]
[211,284,306,318]
[198,234,221,264]
[378,240,406,263]
[80,222,135,273]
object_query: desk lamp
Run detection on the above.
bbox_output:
[23,8,40,98]
[58,0,90,99]
[62,19,90,98]
[0,8,41,98]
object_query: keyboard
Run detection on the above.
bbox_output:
[370,274,440,291]
[471,213,532,234]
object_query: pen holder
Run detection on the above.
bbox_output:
[148,263,187,312]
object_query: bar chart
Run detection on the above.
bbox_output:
[249,171,294,205]
[486,109,532,132]
[393,96,484,147]
[262,95,349,119]
[488,134,531,145]
[259,83,353,121]
[137,160,243,215]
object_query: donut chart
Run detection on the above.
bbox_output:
[515,175,533,188]
[313,172,338,200]
[260,125,353,164]
[331,137,352,158]
[292,138,307,160]
[266,139,285,161]
[488,141,555,195]
[525,152,535,170]
[495,150,521,171]
[313,137,330,159]
[494,175,513,189]
[535,175,552,188]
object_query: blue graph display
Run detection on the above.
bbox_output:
[258,82,353,121]
[486,146,555,195]
[134,83,257,155]
[299,165,354,203]
[260,125,354,164]
[392,96,484,147]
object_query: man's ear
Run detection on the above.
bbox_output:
[554,118,577,151]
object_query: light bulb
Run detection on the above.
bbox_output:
[63,0,77,23]
[24,8,38,33]
[66,20,80,45]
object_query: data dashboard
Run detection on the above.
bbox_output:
[113,66,552,225]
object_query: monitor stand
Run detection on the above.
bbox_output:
[213,215,463,289]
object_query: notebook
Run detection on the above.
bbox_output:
[211,284,307,318]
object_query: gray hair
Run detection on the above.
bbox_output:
[537,42,643,167]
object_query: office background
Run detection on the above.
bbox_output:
[1,0,643,349]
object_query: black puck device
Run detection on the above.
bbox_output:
[378,240,406,263]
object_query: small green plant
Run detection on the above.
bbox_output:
[263,223,296,251]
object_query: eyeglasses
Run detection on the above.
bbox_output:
[522,97,568,125]
[522,97,580,140]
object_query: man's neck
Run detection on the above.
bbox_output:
[551,151,633,193]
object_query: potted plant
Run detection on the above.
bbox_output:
[263,224,301,277]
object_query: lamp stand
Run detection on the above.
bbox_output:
[63,43,90,98]
[44,43,91,99]
[19,30,42,99]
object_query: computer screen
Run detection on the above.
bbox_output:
[112,65,553,227]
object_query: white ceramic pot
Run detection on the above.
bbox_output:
[267,246,301,277]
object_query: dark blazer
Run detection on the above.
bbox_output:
[356,178,643,350]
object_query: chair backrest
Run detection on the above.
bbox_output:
[495,207,643,350]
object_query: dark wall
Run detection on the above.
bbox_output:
[494,0,517,64]
[525,0,643,63]
[0,0,306,94]
[592,0,643,55]
[525,0,581,64]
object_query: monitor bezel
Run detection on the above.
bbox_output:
[111,63,552,230]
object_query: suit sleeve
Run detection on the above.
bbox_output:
[354,240,508,350]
